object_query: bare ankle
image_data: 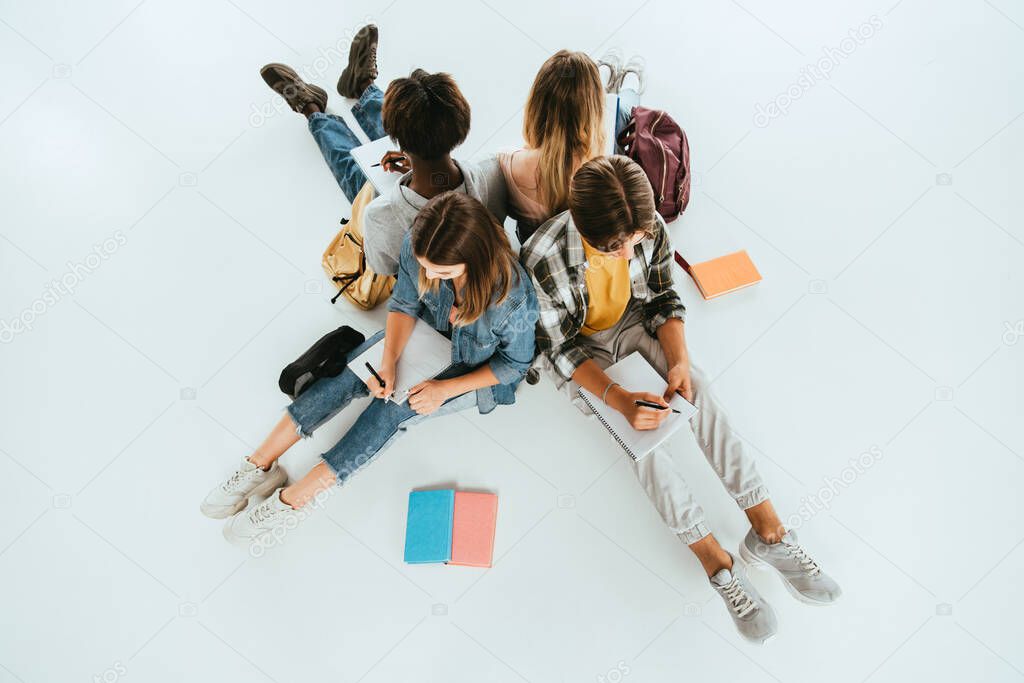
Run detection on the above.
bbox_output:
[278,488,299,509]
[744,499,785,544]
[246,455,271,471]
[756,527,785,544]
[689,534,733,577]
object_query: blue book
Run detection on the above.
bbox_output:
[403,489,455,564]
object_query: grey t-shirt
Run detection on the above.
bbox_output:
[362,156,508,276]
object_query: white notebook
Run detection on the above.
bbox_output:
[351,135,402,195]
[577,352,698,461]
[348,319,453,403]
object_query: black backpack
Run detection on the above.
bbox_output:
[278,325,366,399]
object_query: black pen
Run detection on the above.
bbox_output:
[371,155,407,168]
[634,399,681,414]
[365,362,386,388]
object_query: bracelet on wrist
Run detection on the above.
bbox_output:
[601,381,620,405]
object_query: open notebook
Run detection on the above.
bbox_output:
[347,319,453,403]
[577,352,698,462]
[350,135,402,195]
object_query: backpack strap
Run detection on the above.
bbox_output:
[673,250,693,275]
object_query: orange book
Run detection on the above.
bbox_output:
[449,492,498,568]
[676,250,762,300]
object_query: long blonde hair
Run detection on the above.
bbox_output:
[523,50,607,214]
[411,192,518,326]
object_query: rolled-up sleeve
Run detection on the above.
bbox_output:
[386,237,424,318]
[488,284,538,384]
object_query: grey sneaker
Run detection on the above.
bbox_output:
[710,552,778,644]
[739,528,842,605]
[200,457,287,519]
[222,488,296,546]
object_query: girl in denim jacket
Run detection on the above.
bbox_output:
[201,192,538,546]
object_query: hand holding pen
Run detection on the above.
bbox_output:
[373,150,410,174]
[634,399,682,414]
[363,361,395,401]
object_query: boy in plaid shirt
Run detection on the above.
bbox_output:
[520,156,840,644]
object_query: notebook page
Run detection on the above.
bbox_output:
[578,351,697,459]
[350,136,402,195]
[348,319,453,403]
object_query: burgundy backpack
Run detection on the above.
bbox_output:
[617,106,691,221]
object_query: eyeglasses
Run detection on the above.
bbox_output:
[591,230,649,253]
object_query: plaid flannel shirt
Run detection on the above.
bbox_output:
[519,210,686,381]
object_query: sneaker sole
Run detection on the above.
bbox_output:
[747,633,775,646]
[739,542,837,607]
[200,467,288,520]
[222,518,270,547]
[337,25,378,98]
[259,63,328,112]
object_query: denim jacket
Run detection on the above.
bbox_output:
[387,235,538,414]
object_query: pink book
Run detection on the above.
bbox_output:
[449,492,498,568]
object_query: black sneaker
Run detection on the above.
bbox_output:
[337,24,378,98]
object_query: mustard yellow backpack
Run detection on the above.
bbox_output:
[321,181,395,309]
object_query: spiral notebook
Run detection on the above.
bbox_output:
[577,352,698,461]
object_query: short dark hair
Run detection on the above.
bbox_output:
[569,155,657,247]
[382,70,471,160]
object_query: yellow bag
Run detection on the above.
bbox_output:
[322,181,395,310]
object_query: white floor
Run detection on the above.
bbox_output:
[2,0,1023,681]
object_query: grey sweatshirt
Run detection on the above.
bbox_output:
[361,156,508,276]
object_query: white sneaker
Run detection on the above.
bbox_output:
[596,47,624,93]
[200,457,287,519]
[710,551,778,644]
[615,54,646,95]
[222,488,296,546]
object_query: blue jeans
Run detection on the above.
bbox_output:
[285,331,477,482]
[307,84,386,202]
[615,87,641,153]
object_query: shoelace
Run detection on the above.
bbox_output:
[718,577,757,618]
[221,467,259,493]
[249,499,283,526]
[784,542,821,576]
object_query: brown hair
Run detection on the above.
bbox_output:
[382,69,471,160]
[410,192,518,325]
[523,50,607,214]
[569,155,657,248]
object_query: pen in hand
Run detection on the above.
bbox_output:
[365,361,390,403]
[634,399,681,414]
[371,155,407,168]
[365,361,385,387]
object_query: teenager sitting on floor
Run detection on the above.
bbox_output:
[498,48,645,245]
[201,192,536,544]
[520,155,841,644]
[258,24,506,276]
